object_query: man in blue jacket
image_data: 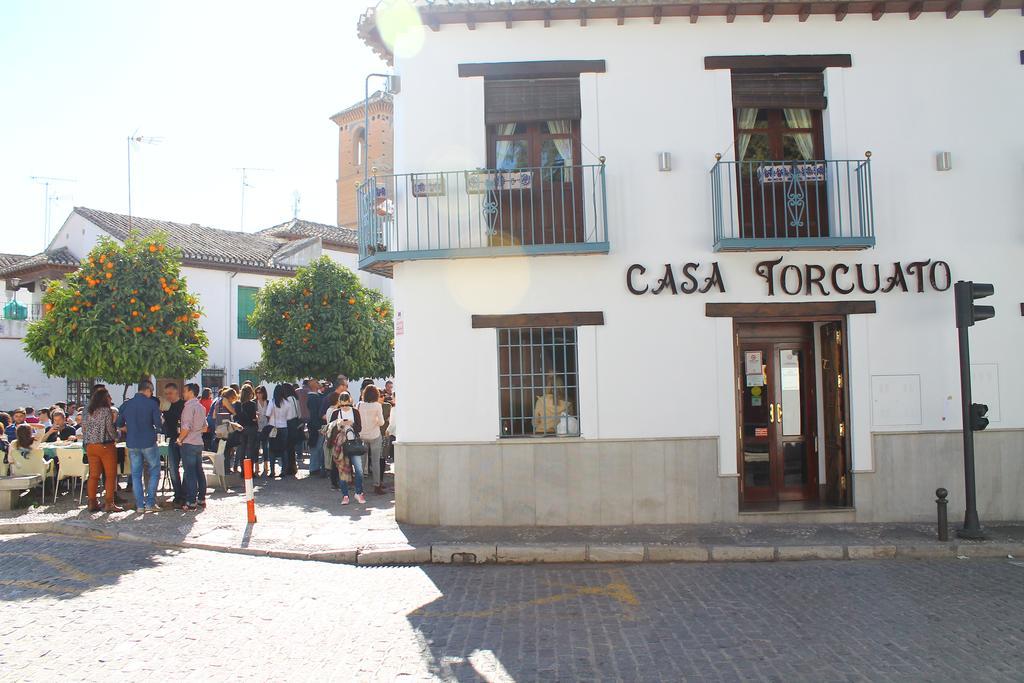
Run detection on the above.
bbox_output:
[117,380,164,512]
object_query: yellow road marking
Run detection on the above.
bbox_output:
[410,568,640,619]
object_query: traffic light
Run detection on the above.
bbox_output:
[970,403,990,431]
[954,281,995,328]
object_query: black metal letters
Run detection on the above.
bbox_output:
[629,258,952,297]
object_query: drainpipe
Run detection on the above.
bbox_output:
[227,272,237,384]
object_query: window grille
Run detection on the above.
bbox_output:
[67,379,95,408]
[497,327,579,437]
[201,368,225,392]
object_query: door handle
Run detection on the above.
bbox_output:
[769,403,775,423]
[776,403,783,426]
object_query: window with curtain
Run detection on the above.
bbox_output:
[237,286,259,339]
[731,70,825,163]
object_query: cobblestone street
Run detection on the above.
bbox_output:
[2,533,1023,681]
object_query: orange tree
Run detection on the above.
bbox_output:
[249,256,394,382]
[24,233,208,385]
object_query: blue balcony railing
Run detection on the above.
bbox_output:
[357,162,609,274]
[711,155,875,251]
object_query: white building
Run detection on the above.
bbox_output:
[0,206,390,408]
[356,0,1024,525]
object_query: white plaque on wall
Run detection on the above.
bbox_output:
[871,374,922,426]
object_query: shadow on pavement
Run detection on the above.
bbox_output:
[0,533,175,602]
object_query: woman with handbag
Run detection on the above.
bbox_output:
[80,388,124,512]
[255,386,271,477]
[264,385,296,478]
[326,392,364,504]
[357,385,386,495]
[279,384,303,476]
[234,385,259,470]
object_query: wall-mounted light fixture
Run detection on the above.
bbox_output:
[936,151,952,172]
[658,151,672,172]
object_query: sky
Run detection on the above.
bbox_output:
[0,0,389,255]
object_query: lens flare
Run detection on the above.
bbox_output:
[444,257,532,314]
[377,0,426,60]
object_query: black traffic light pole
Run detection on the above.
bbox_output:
[955,318,984,538]
[953,280,994,540]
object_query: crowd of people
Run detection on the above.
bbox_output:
[0,374,397,512]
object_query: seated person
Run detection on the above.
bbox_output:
[43,411,78,443]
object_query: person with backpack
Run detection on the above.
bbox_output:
[325,392,364,504]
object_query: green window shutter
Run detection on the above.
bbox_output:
[237,286,259,339]
[239,369,261,386]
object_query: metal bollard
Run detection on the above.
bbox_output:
[244,459,257,524]
[936,488,949,542]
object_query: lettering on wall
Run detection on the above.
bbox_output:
[626,258,951,297]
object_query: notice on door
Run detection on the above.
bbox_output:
[781,367,800,391]
[744,351,762,375]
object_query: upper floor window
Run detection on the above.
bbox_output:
[354,128,366,167]
[484,77,584,245]
[237,286,259,339]
[731,72,825,163]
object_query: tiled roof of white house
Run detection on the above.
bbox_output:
[0,247,79,277]
[73,207,304,275]
[0,208,351,280]
[0,253,28,270]
[358,0,1017,63]
[257,218,359,251]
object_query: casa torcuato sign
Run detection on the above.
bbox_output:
[626,257,952,297]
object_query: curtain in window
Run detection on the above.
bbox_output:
[736,108,759,161]
[545,120,573,167]
[494,123,518,169]
[783,108,815,160]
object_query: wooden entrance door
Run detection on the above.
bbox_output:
[737,323,819,505]
[487,120,584,246]
[819,322,851,506]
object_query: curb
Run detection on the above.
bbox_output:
[1,521,1021,566]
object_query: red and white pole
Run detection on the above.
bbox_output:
[243,459,257,524]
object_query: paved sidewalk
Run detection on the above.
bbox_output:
[1,464,1022,564]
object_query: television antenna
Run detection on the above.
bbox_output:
[291,191,301,219]
[127,132,164,231]
[234,167,272,230]
[30,176,76,248]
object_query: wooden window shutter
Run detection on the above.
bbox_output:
[485,78,581,124]
[731,72,826,110]
[237,286,259,339]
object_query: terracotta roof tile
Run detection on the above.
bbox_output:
[73,207,300,273]
[257,219,359,250]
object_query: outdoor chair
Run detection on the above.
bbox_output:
[9,446,54,504]
[53,447,89,505]
[206,440,229,493]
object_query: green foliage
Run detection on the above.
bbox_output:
[249,257,394,381]
[23,233,208,384]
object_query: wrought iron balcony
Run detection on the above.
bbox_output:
[711,156,875,251]
[357,162,609,276]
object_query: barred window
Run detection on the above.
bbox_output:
[201,368,225,392]
[67,379,95,407]
[498,327,579,438]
